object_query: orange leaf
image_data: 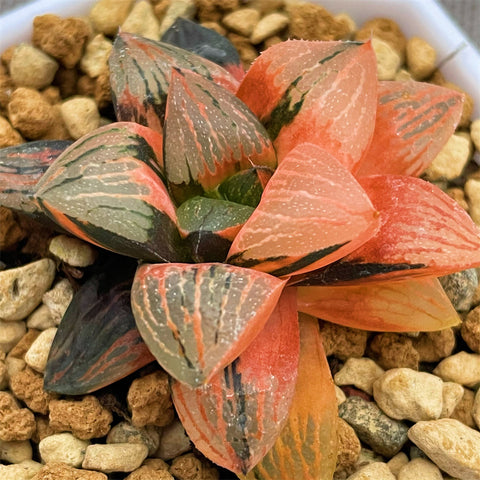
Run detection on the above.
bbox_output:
[297,277,460,332]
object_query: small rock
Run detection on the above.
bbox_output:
[39,432,90,467]
[0,258,56,322]
[0,355,6,390]
[49,234,98,267]
[60,97,100,140]
[433,351,480,388]
[250,12,289,44]
[155,418,191,460]
[372,368,444,422]
[425,133,472,181]
[49,395,113,440]
[122,0,162,40]
[42,278,74,325]
[462,305,480,353]
[159,0,196,36]
[26,304,56,330]
[169,453,219,480]
[32,462,107,480]
[465,177,480,226]
[440,382,464,418]
[89,0,134,36]
[0,439,33,463]
[412,329,456,362]
[126,465,174,479]
[82,443,149,473]
[398,457,442,480]
[0,459,42,480]
[9,43,58,90]
[5,355,26,382]
[336,417,361,476]
[334,357,384,395]
[371,37,401,81]
[0,117,24,148]
[9,329,40,359]
[338,396,409,457]
[386,452,409,477]
[80,34,113,79]
[346,461,396,479]
[0,391,36,441]
[127,370,174,428]
[405,36,436,80]
[24,327,57,373]
[439,269,478,312]
[471,118,480,151]
[320,321,368,360]
[107,421,161,456]
[0,319,26,354]
[222,8,261,37]
[474,388,480,429]
[408,418,480,480]
[368,333,419,370]
[450,388,476,428]
[336,385,347,405]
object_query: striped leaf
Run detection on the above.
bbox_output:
[177,196,254,262]
[241,313,338,480]
[44,258,155,395]
[109,32,240,133]
[34,122,186,263]
[355,81,464,177]
[236,39,377,169]
[171,287,299,474]
[161,17,244,82]
[295,174,480,284]
[164,68,277,204]
[297,277,461,332]
[227,143,379,277]
[0,140,71,219]
[131,263,286,387]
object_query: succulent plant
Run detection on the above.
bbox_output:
[1,24,480,479]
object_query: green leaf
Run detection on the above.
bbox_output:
[177,196,254,262]
[164,68,277,204]
[131,262,286,387]
[171,288,299,475]
[109,32,240,133]
[44,257,155,395]
[34,122,187,263]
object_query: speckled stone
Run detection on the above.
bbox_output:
[338,396,409,457]
[439,269,478,312]
[346,461,396,479]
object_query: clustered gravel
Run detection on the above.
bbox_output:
[1,1,480,479]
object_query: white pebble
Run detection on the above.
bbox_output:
[122,0,161,40]
[0,320,26,354]
[372,368,444,422]
[441,382,464,418]
[39,432,90,467]
[347,461,396,479]
[60,97,100,140]
[408,418,480,480]
[334,357,384,395]
[386,452,409,477]
[0,259,56,322]
[371,37,401,81]
[471,119,480,152]
[80,34,112,78]
[159,0,196,36]
[222,8,260,37]
[433,351,480,388]
[335,385,347,405]
[82,443,148,473]
[26,304,56,331]
[24,327,57,373]
[250,12,289,44]
[89,0,134,36]
[398,457,443,480]
[42,278,74,325]
[0,439,33,463]
[0,459,42,480]
[473,388,480,430]
[49,235,97,267]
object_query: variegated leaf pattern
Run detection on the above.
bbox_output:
[241,313,337,480]
[227,143,379,277]
[109,32,240,133]
[131,262,286,387]
[164,68,277,204]
[0,140,71,217]
[171,287,299,474]
[44,258,155,395]
[355,80,464,177]
[295,174,480,284]
[236,39,377,169]
[34,122,185,263]
[177,196,254,262]
[297,276,460,332]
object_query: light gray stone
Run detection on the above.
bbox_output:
[372,368,444,422]
[433,351,480,388]
[0,259,56,322]
[42,279,74,325]
[0,320,26,354]
[155,418,191,460]
[107,421,160,456]
[26,304,56,330]
[82,443,149,473]
[0,459,42,480]
[386,452,409,477]
[441,382,464,418]
[39,432,90,467]
[347,462,396,479]
[398,457,442,480]
[408,418,480,480]
[0,439,33,463]
[24,327,57,373]
[334,357,384,395]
